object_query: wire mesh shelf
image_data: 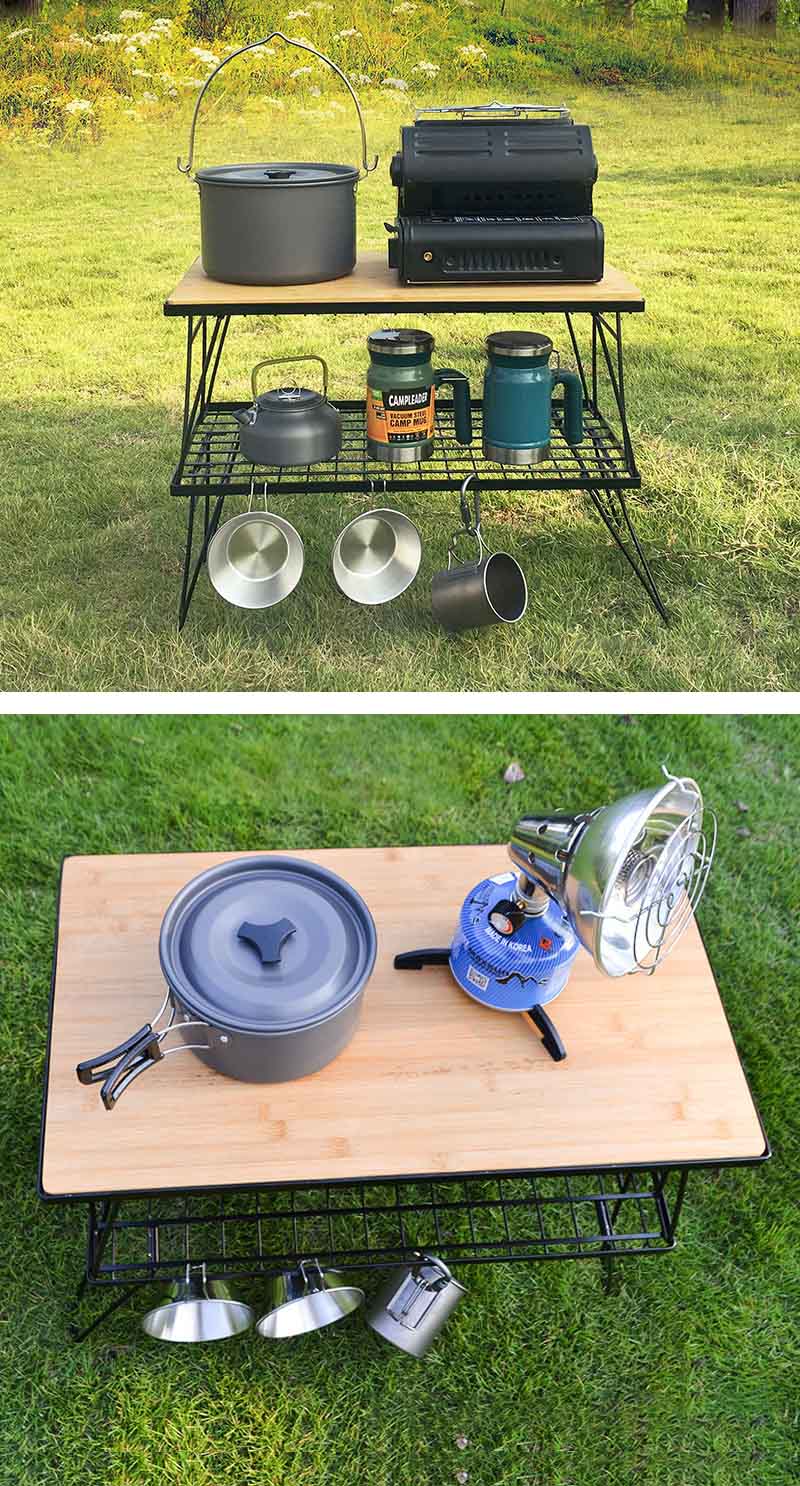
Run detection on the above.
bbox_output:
[172,399,639,499]
[86,1170,683,1288]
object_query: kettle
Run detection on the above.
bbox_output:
[233,355,342,467]
[482,331,583,466]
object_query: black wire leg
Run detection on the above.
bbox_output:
[69,1284,140,1343]
[588,486,669,624]
[178,489,227,630]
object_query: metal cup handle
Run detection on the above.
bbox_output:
[177,32,378,180]
[250,355,329,401]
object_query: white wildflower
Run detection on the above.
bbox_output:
[261,95,286,108]
[308,1,333,8]
[64,98,94,114]
[131,67,152,76]
[8,26,32,38]
[352,73,372,86]
[392,2,417,12]
[381,76,409,90]
[150,17,173,28]
[142,90,158,101]
[285,8,312,16]
[459,42,488,60]
[247,45,275,56]
[124,45,138,55]
[189,46,220,66]
[119,8,145,18]
[333,28,360,38]
[309,85,321,95]
[290,65,313,77]
[68,32,94,48]
[412,60,440,75]
[97,31,124,42]
[180,78,206,88]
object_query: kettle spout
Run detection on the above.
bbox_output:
[232,407,255,428]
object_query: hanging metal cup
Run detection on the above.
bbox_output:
[431,476,527,632]
[142,1263,254,1343]
[207,480,304,610]
[366,1252,466,1358]
[256,1258,364,1339]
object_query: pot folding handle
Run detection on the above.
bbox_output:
[75,993,211,1110]
[250,355,329,401]
[177,32,378,181]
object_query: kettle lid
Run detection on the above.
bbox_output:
[256,385,324,412]
[486,331,553,359]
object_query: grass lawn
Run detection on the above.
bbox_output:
[1,83,799,692]
[0,712,797,1485]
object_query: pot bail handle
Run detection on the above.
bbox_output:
[177,32,378,180]
[250,355,329,401]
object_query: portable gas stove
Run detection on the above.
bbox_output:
[386,102,604,285]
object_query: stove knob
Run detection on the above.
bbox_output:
[488,899,525,936]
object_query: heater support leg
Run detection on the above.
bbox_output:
[524,1005,567,1062]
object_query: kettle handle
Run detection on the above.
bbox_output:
[250,355,329,401]
[177,32,378,180]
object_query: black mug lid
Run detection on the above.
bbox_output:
[368,328,434,357]
[486,331,553,358]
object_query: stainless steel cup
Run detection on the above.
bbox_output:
[256,1259,364,1339]
[142,1264,254,1343]
[207,508,304,610]
[332,508,421,605]
[432,527,527,632]
[366,1252,466,1358]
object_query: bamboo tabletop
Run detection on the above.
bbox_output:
[163,252,645,316]
[40,846,765,1200]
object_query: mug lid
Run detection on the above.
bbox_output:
[368,328,434,357]
[486,331,553,358]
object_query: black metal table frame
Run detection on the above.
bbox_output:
[63,1158,726,1342]
[168,301,669,631]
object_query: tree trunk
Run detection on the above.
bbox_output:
[730,0,777,28]
[686,0,725,25]
[606,0,636,24]
[3,0,43,12]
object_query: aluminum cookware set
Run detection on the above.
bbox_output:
[140,1253,465,1357]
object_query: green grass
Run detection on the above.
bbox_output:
[2,81,800,691]
[0,713,798,1485]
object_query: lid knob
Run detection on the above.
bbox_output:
[238,917,297,965]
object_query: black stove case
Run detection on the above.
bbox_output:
[387,106,605,285]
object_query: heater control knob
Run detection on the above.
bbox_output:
[487,899,525,937]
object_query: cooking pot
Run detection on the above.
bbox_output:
[75,856,377,1109]
[233,356,342,467]
[177,32,378,285]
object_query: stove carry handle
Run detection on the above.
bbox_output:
[394,949,451,970]
[177,33,378,180]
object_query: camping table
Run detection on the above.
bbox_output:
[163,253,669,629]
[40,846,767,1342]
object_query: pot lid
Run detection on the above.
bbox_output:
[159,857,377,1035]
[255,386,324,413]
[485,331,553,358]
[196,161,358,188]
[367,328,434,357]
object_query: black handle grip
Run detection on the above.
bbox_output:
[394,948,452,970]
[238,917,297,965]
[434,369,473,446]
[76,1025,157,1085]
[99,1031,164,1109]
